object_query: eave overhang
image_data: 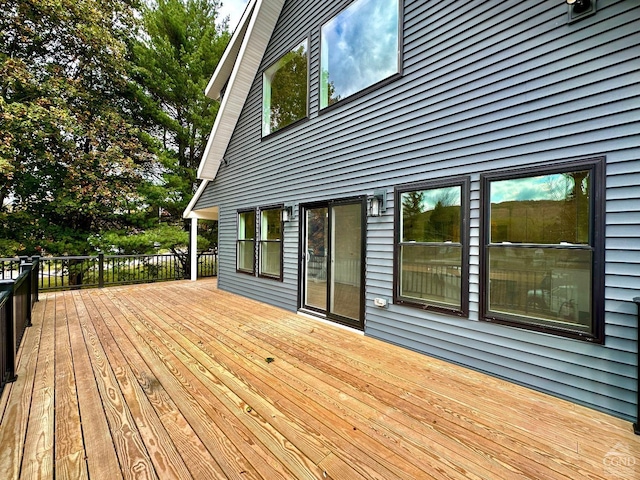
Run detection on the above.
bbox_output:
[196,0,285,181]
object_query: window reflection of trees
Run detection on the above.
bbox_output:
[399,186,463,308]
[269,45,308,132]
[487,170,592,331]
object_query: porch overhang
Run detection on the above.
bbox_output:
[183,180,218,220]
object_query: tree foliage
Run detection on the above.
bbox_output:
[0,0,156,255]
[0,0,228,257]
[131,0,230,220]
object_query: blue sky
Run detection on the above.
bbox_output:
[490,173,579,204]
[322,0,399,99]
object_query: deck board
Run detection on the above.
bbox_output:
[0,278,639,479]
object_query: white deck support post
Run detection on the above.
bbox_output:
[190,218,198,281]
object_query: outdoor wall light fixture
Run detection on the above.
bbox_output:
[282,205,293,222]
[566,0,591,13]
[368,190,387,217]
[566,0,596,22]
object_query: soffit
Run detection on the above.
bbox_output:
[197,0,285,181]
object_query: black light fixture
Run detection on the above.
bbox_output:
[566,0,591,14]
[566,0,596,23]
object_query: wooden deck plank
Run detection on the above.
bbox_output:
[0,297,46,479]
[101,290,266,480]
[75,291,158,480]
[66,291,122,480]
[89,291,228,480]
[54,294,87,476]
[140,286,491,480]
[2,279,639,480]
[83,291,195,480]
[20,295,56,479]
[55,294,83,458]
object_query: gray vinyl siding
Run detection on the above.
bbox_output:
[195,0,640,420]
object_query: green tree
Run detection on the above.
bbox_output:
[0,0,156,255]
[131,0,230,221]
[402,191,424,242]
[269,44,308,132]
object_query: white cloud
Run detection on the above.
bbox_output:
[218,0,249,30]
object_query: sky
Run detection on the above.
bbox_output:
[322,0,399,100]
[219,0,249,30]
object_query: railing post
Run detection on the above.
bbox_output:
[98,253,105,288]
[0,280,17,383]
[634,297,640,435]
[30,256,39,303]
[19,261,33,327]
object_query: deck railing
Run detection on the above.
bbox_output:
[0,258,39,396]
[0,252,217,292]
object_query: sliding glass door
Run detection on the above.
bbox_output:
[302,199,364,329]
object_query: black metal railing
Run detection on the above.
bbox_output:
[0,258,39,396]
[1,251,217,292]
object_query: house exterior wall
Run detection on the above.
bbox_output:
[195,0,640,420]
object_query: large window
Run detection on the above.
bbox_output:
[259,208,283,279]
[395,178,469,315]
[481,158,605,342]
[320,0,400,109]
[237,210,255,273]
[262,40,308,136]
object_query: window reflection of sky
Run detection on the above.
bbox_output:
[421,187,461,212]
[322,0,398,101]
[490,173,587,204]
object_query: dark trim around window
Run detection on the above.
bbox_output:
[318,0,404,114]
[479,157,605,343]
[394,176,470,317]
[236,208,256,275]
[258,205,284,281]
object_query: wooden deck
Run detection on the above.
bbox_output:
[0,279,638,479]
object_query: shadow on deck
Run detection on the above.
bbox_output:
[0,278,638,479]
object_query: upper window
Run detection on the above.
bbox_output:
[237,210,256,274]
[395,178,469,315]
[262,40,308,136]
[481,158,605,342]
[259,207,283,280]
[320,0,400,109]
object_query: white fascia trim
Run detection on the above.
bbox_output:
[183,179,209,219]
[197,0,285,181]
[205,0,256,101]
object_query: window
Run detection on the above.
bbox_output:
[262,40,308,136]
[395,178,470,315]
[481,158,605,342]
[237,210,256,273]
[320,0,400,109]
[259,207,283,279]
